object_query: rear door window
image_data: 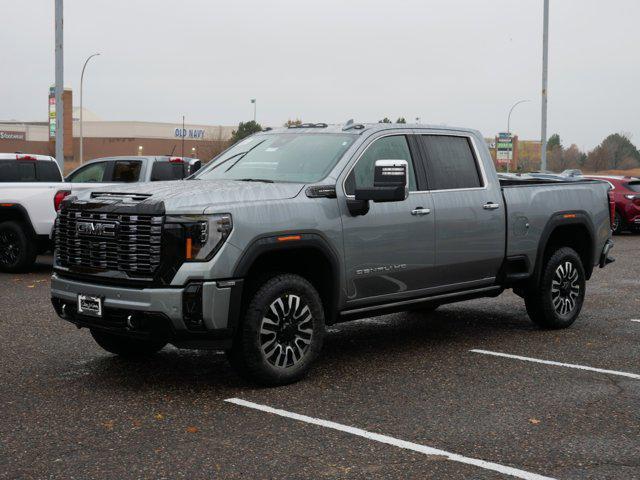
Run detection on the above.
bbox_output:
[111,160,142,182]
[36,162,63,182]
[419,135,483,190]
[67,162,108,182]
[150,161,187,181]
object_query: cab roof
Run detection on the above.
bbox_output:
[262,122,480,136]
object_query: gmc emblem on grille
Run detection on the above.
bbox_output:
[76,221,117,237]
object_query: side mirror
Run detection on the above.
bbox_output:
[355,159,409,203]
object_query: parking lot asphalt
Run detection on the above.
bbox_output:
[1,235,639,480]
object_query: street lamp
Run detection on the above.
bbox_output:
[79,52,100,164]
[250,98,256,122]
[506,99,531,173]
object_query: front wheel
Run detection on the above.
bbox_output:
[0,221,37,272]
[90,329,166,357]
[524,247,586,329]
[227,273,325,386]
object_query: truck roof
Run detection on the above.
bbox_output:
[262,122,480,136]
[0,153,56,162]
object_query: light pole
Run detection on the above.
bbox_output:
[506,99,530,173]
[79,52,100,164]
[251,98,256,122]
[54,0,64,170]
[541,0,550,171]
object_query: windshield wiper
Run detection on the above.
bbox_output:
[237,178,274,183]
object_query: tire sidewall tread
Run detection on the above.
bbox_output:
[229,273,325,386]
[526,246,586,329]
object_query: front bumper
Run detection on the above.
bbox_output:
[51,273,242,348]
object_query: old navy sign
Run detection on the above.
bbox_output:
[174,128,205,139]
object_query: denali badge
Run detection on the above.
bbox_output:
[356,264,407,276]
[76,221,117,237]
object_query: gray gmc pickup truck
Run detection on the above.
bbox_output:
[51,123,614,385]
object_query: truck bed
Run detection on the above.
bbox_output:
[501,178,611,275]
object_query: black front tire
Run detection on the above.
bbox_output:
[0,221,37,272]
[524,247,586,329]
[227,273,325,386]
[90,329,166,357]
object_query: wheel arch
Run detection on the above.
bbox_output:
[0,204,36,238]
[534,212,596,283]
[233,232,342,325]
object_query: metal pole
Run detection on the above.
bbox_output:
[181,115,185,158]
[79,53,100,165]
[55,0,64,171]
[507,99,530,173]
[541,0,549,171]
[253,100,257,122]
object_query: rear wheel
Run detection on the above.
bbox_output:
[227,273,325,386]
[524,247,585,329]
[0,221,37,272]
[90,329,166,357]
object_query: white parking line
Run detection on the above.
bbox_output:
[631,319,640,323]
[224,397,556,480]
[470,349,640,380]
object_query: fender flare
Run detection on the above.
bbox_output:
[533,210,596,284]
[0,203,36,238]
[232,231,343,319]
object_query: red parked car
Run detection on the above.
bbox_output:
[585,175,640,234]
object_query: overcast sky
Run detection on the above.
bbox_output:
[2,0,639,150]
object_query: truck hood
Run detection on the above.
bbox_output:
[77,180,306,213]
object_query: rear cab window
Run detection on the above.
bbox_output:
[150,161,187,181]
[419,135,483,190]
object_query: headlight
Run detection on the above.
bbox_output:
[166,213,232,261]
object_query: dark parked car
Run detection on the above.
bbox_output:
[585,175,640,234]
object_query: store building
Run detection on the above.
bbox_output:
[1,91,235,173]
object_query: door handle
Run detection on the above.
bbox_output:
[483,202,500,210]
[411,207,431,216]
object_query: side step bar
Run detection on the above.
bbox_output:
[339,286,503,322]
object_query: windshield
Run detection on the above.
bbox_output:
[194,133,355,183]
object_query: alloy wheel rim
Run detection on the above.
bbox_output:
[0,231,19,266]
[260,294,313,368]
[551,261,580,316]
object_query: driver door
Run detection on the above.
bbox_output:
[339,134,436,306]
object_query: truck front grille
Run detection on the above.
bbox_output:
[55,208,163,275]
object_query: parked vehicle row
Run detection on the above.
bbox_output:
[0,154,200,272]
[49,123,614,386]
